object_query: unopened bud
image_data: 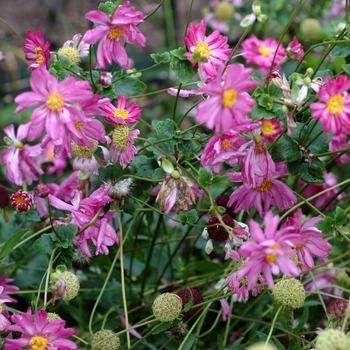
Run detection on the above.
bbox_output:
[35,183,50,198]
[10,190,34,213]
[99,72,113,86]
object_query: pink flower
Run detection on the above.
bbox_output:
[237,211,301,290]
[0,275,20,304]
[286,37,305,61]
[200,133,247,173]
[4,307,77,350]
[196,63,259,134]
[0,51,4,61]
[183,20,232,78]
[120,316,142,339]
[282,209,332,270]
[260,118,283,143]
[310,75,350,135]
[49,184,119,257]
[329,134,349,164]
[10,190,34,213]
[301,172,344,211]
[38,142,67,175]
[241,35,286,73]
[1,123,43,186]
[83,1,146,69]
[110,126,139,168]
[13,66,105,158]
[103,96,141,125]
[24,29,51,69]
[219,299,232,321]
[62,33,89,57]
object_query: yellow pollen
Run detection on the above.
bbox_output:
[15,197,26,206]
[194,41,212,59]
[75,122,83,130]
[296,241,306,249]
[47,148,55,162]
[46,92,64,112]
[35,46,42,54]
[270,243,281,250]
[220,140,234,149]
[223,89,237,108]
[29,336,49,350]
[262,121,275,135]
[254,144,267,153]
[107,27,125,40]
[114,108,129,119]
[266,253,278,263]
[326,95,345,115]
[258,45,272,57]
[36,54,44,64]
[255,178,273,192]
[112,124,130,151]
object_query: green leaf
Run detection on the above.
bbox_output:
[98,163,123,182]
[55,247,73,269]
[334,206,348,225]
[330,42,350,58]
[198,168,212,187]
[342,64,350,75]
[153,167,166,180]
[211,175,230,198]
[153,119,179,140]
[98,1,116,16]
[288,158,325,184]
[193,261,221,274]
[55,224,77,244]
[147,137,174,156]
[270,134,302,162]
[49,60,70,81]
[170,56,197,84]
[150,52,171,64]
[315,217,335,235]
[273,337,287,350]
[57,54,71,67]
[33,234,56,254]
[132,155,158,177]
[152,320,180,334]
[0,229,28,259]
[293,307,309,333]
[100,85,117,100]
[179,334,196,350]
[178,209,198,226]
[25,209,41,222]
[114,76,146,97]
[170,47,187,60]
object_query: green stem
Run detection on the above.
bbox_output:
[0,17,24,42]
[265,305,283,346]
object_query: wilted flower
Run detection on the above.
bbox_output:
[286,36,305,61]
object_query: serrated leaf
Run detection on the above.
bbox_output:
[147,137,174,156]
[270,134,302,162]
[315,217,335,235]
[55,247,73,269]
[150,52,171,64]
[0,229,28,259]
[342,64,350,75]
[170,47,187,60]
[55,224,77,243]
[334,206,348,225]
[25,209,41,222]
[98,1,116,16]
[57,54,71,67]
[198,168,212,187]
[100,85,117,99]
[178,209,198,226]
[114,76,146,97]
[330,42,350,58]
[210,175,230,197]
[153,119,179,139]
[288,158,325,184]
[98,163,123,182]
[153,167,166,180]
[132,155,158,177]
[170,56,197,84]
[33,234,56,254]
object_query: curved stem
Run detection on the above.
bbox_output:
[265,305,283,346]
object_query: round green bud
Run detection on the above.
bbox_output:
[335,270,350,289]
[91,329,121,350]
[272,278,305,309]
[215,2,235,21]
[61,271,80,301]
[306,67,314,75]
[152,293,183,322]
[303,77,311,85]
[300,18,321,42]
[50,272,60,282]
[247,342,277,350]
[315,329,350,350]
[172,170,180,179]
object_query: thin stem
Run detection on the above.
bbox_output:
[0,17,24,42]
[265,305,283,346]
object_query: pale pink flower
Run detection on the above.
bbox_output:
[0,275,20,304]
[286,37,305,61]
[282,209,332,270]
[83,1,146,69]
[103,96,141,125]
[167,87,201,98]
[219,299,232,321]
[183,20,232,78]
[260,118,283,143]
[62,33,89,57]
[13,66,105,158]
[38,142,67,175]
[310,75,350,135]
[4,307,77,350]
[120,316,142,339]
[196,63,259,134]
[237,211,301,289]
[241,35,286,73]
[301,172,344,211]
[24,29,51,69]
[1,123,43,186]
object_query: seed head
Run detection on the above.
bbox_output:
[215,2,235,21]
[326,299,348,320]
[152,293,183,322]
[272,278,305,309]
[300,18,321,42]
[315,329,350,350]
[72,140,98,158]
[58,46,80,65]
[47,313,62,322]
[112,125,130,151]
[215,194,236,218]
[91,329,121,350]
[61,271,80,301]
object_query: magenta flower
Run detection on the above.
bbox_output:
[196,63,259,134]
[13,66,105,158]
[282,209,332,270]
[260,118,283,143]
[103,96,142,125]
[83,1,146,68]
[4,307,77,350]
[241,35,286,73]
[286,36,305,61]
[183,20,232,78]
[329,134,349,164]
[0,275,20,304]
[310,75,350,135]
[24,29,51,69]
[237,211,301,290]
[1,123,43,186]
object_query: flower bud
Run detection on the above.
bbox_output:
[10,190,34,213]
[247,343,277,350]
[152,293,182,322]
[327,299,348,320]
[35,183,50,198]
[315,329,350,350]
[300,18,321,42]
[176,288,204,320]
[91,329,121,350]
[99,72,113,86]
[214,2,234,21]
[207,214,235,242]
[272,278,305,309]
[171,170,180,179]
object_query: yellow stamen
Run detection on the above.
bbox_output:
[223,89,237,108]
[107,27,125,40]
[114,108,129,119]
[258,45,272,57]
[296,241,306,249]
[220,140,234,149]
[75,122,83,130]
[254,144,267,153]
[326,95,345,115]
[262,121,275,135]
[266,253,278,263]
[255,178,273,192]
[194,41,212,59]
[29,336,49,350]
[46,92,64,113]
[35,46,44,64]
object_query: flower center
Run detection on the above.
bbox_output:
[29,336,49,350]
[258,45,272,57]
[114,108,129,119]
[14,141,24,150]
[46,92,64,112]
[266,243,281,263]
[262,121,275,135]
[255,178,273,192]
[35,46,44,64]
[58,46,80,65]
[254,144,267,153]
[296,241,306,249]
[194,41,212,59]
[107,27,125,40]
[223,89,237,108]
[112,124,130,151]
[220,140,234,149]
[72,140,98,158]
[75,122,83,130]
[326,95,345,115]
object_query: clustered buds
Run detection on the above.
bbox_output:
[152,293,183,322]
[10,189,34,213]
[91,329,121,350]
[272,278,305,309]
